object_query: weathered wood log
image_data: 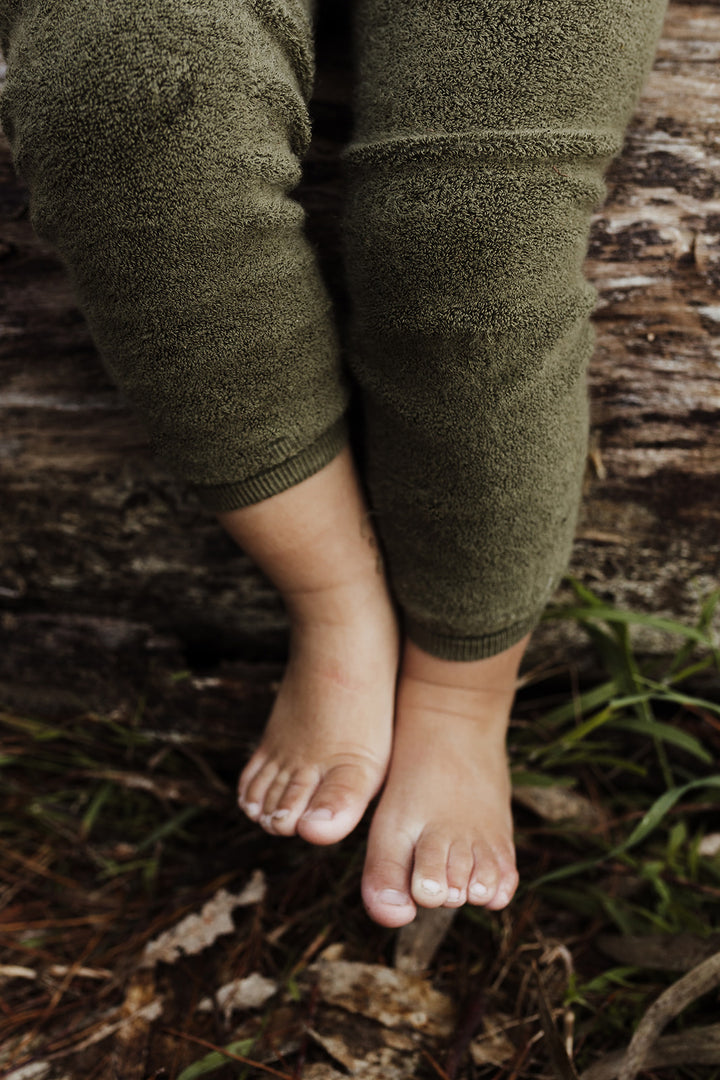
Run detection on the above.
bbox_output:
[0,2,718,711]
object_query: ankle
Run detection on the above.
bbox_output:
[216,447,383,601]
[402,632,530,688]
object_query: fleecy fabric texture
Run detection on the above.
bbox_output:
[0,0,668,658]
[339,0,669,656]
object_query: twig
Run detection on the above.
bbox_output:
[534,961,580,1080]
[617,950,720,1080]
[443,987,487,1079]
[292,981,320,1080]
[422,1048,453,1080]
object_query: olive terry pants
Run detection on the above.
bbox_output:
[0,0,668,660]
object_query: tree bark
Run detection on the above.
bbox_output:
[0,2,718,712]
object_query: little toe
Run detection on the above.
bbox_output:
[485,858,519,911]
[362,826,417,928]
[240,759,280,822]
[410,831,451,908]
[237,750,267,807]
[297,762,379,846]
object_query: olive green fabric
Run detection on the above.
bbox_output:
[340,0,668,659]
[0,0,668,660]
[0,0,350,510]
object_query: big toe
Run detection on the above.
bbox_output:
[297,760,383,846]
[362,821,417,928]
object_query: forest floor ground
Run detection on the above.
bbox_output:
[2,580,720,1080]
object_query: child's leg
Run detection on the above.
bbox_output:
[341,0,668,925]
[0,0,347,505]
[0,0,399,844]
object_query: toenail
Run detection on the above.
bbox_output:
[469,882,490,900]
[272,809,290,821]
[447,887,463,903]
[495,886,512,906]
[378,889,412,907]
[244,802,260,817]
[420,878,442,895]
[302,808,334,822]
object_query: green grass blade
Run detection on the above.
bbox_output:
[536,679,619,729]
[511,771,577,788]
[531,777,720,889]
[81,782,114,839]
[634,678,720,718]
[565,576,606,607]
[618,777,720,851]
[134,806,201,853]
[542,604,713,646]
[665,588,720,678]
[176,1039,256,1080]
[610,718,712,763]
[662,655,718,687]
[535,706,616,758]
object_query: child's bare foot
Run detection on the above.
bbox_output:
[361,633,529,928]
[217,446,400,846]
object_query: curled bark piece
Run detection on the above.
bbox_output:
[394,906,457,975]
[581,1023,720,1080]
[617,950,720,1080]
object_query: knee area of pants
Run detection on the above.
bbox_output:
[343,156,604,324]
[2,1,310,178]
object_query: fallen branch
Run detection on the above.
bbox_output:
[581,1023,720,1080]
[591,950,720,1080]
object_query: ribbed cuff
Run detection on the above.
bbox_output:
[403,608,542,662]
[190,417,350,513]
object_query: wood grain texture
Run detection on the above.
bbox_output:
[0,2,717,707]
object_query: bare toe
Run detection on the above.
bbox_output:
[298,759,383,846]
[410,830,451,908]
[237,750,267,809]
[241,759,279,822]
[357,634,526,926]
[485,856,519,911]
[444,842,474,907]
[257,769,294,832]
[267,766,322,837]
[362,825,417,928]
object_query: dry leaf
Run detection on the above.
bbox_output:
[2,1066,51,1080]
[306,1027,360,1073]
[197,973,278,1022]
[112,971,158,1080]
[140,870,266,969]
[470,1014,516,1067]
[307,1026,423,1080]
[317,942,346,962]
[699,833,720,857]
[301,1067,347,1080]
[308,958,456,1037]
[513,784,603,827]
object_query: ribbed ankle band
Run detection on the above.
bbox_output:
[191,417,350,513]
[404,610,542,662]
